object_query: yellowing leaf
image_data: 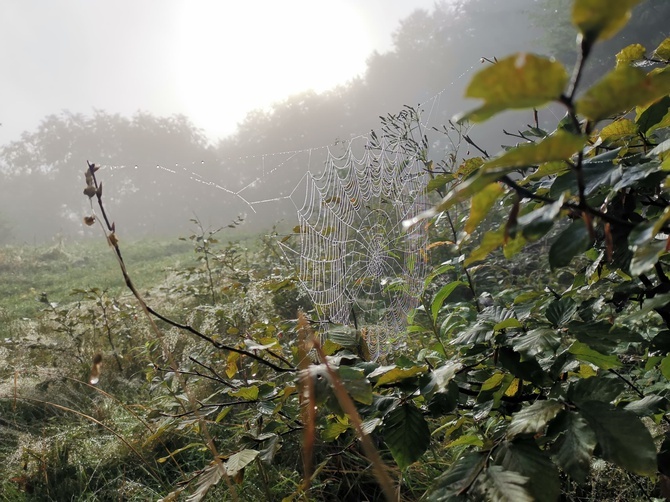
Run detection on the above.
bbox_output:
[373,365,428,386]
[483,132,586,170]
[572,0,641,42]
[598,118,638,142]
[465,228,505,267]
[576,66,670,122]
[456,157,485,178]
[615,44,646,68]
[504,378,521,397]
[456,53,568,123]
[465,183,504,233]
[653,37,670,60]
[481,373,505,391]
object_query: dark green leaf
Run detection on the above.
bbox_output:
[421,361,463,399]
[495,439,561,502]
[498,348,552,387]
[507,400,564,439]
[636,95,670,133]
[512,328,561,359]
[427,452,487,501]
[480,466,533,502]
[547,410,596,483]
[630,240,667,276]
[432,281,466,322]
[568,374,625,405]
[546,297,578,327]
[579,400,657,475]
[382,403,431,469]
[225,449,259,476]
[338,366,372,405]
[516,195,564,242]
[549,220,593,269]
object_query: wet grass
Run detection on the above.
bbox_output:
[0,237,194,328]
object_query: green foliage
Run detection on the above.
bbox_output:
[410,3,670,500]
[4,2,670,501]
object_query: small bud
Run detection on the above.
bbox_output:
[83,216,96,226]
[107,232,119,247]
[83,185,96,198]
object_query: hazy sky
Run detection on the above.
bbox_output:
[1,0,438,146]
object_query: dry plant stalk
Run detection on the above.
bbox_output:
[297,314,316,494]
[296,312,397,501]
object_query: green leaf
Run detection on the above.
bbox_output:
[653,37,670,60]
[427,173,454,193]
[480,466,532,502]
[636,95,670,134]
[549,220,593,269]
[547,410,597,484]
[572,0,641,43]
[465,183,504,233]
[568,341,622,369]
[321,419,349,442]
[382,403,431,469]
[623,394,669,417]
[484,132,586,170]
[421,361,463,398]
[446,434,484,449]
[432,281,466,322]
[338,366,372,405]
[579,400,657,475]
[628,206,670,247]
[507,400,564,439]
[615,43,646,68]
[494,439,561,502]
[230,385,259,401]
[568,374,625,405]
[456,53,569,123]
[546,297,578,327]
[630,240,667,276]
[576,66,670,122]
[661,355,670,380]
[512,328,561,359]
[515,195,564,242]
[225,449,259,476]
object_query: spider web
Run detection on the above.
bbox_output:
[281,133,431,359]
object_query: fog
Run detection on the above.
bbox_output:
[1,0,667,244]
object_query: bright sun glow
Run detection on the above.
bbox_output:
[173,1,372,139]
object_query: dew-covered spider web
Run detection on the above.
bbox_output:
[280,132,431,359]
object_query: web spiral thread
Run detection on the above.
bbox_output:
[283,134,430,359]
